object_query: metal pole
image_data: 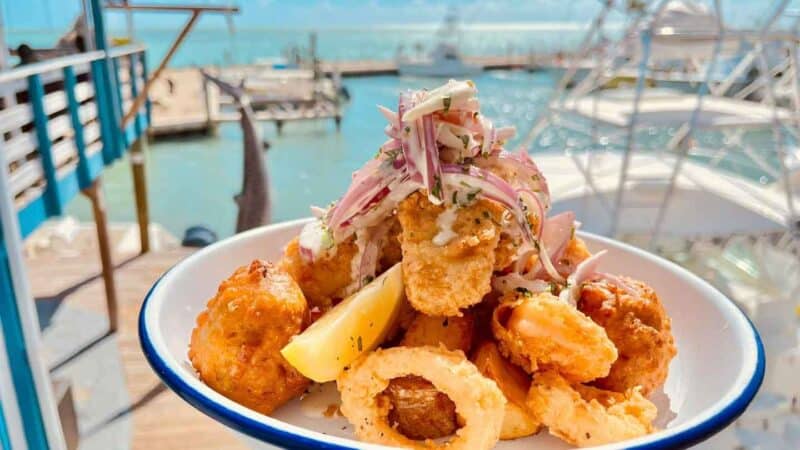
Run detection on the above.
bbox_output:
[120,11,200,128]
[649,0,727,246]
[609,26,653,237]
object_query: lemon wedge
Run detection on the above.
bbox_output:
[281,263,405,382]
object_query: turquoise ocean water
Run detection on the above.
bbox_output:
[6,26,778,238]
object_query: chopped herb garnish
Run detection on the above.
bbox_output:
[515,287,532,295]
[482,211,491,219]
[451,190,458,205]
[466,188,482,203]
[431,175,443,200]
[460,134,470,149]
[404,126,411,133]
[357,336,363,352]
[442,95,452,112]
[363,275,374,285]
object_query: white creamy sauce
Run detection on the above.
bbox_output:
[300,382,342,418]
[298,220,333,260]
[433,206,459,246]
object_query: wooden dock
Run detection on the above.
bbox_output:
[26,221,246,450]
[149,54,550,138]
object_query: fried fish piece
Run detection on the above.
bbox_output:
[527,370,657,447]
[279,237,357,310]
[382,312,475,440]
[189,260,309,415]
[492,291,617,383]
[472,341,541,440]
[579,276,677,395]
[397,191,503,316]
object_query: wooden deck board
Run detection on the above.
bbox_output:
[25,222,247,450]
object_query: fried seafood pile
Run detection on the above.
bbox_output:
[189,80,677,449]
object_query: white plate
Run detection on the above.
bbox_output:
[139,218,765,449]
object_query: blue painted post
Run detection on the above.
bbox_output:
[63,66,91,188]
[128,54,144,138]
[90,60,116,164]
[27,74,62,216]
[111,57,128,152]
[140,52,152,126]
[89,0,124,160]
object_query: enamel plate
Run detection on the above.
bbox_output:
[140,219,764,450]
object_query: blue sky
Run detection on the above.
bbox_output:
[0,0,779,31]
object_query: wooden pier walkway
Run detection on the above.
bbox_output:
[149,54,549,138]
[26,221,246,450]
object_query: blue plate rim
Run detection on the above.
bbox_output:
[139,226,766,450]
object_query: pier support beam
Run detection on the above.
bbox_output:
[129,136,151,254]
[81,178,118,333]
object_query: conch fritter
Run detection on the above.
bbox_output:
[280,237,357,310]
[397,191,503,316]
[189,260,309,415]
[579,276,677,395]
[527,370,657,447]
[492,291,617,382]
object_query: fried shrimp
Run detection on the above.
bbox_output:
[527,370,657,447]
[397,191,503,316]
[189,260,309,415]
[382,312,475,440]
[492,291,617,382]
[337,346,505,450]
[279,237,357,310]
[579,276,677,395]
[472,341,541,440]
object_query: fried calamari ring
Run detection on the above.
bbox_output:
[337,346,505,449]
[527,370,657,447]
[492,291,617,382]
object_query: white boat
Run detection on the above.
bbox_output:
[396,10,482,78]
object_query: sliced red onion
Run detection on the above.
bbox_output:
[527,211,576,282]
[559,250,607,306]
[597,272,642,298]
[479,115,494,155]
[309,205,327,218]
[377,105,399,128]
[403,80,477,121]
[492,272,551,295]
[440,164,536,245]
[495,126,516,142]
[422,114,444,204]
[481,150,550,209]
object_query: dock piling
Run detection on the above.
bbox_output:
[129,137,151,254]
[81,178,118,333]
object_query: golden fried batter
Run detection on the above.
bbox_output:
[527,370,657,447]
[472,341,541,440]
[579,276,677,395]
[379,215,404,272]
[382,312,475,440]
[492,291,617,382]
[401,312,475,352]
[397,191,503,316]
[279,237,357,310]
[189,260,309,415]
[337,346,505,450]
